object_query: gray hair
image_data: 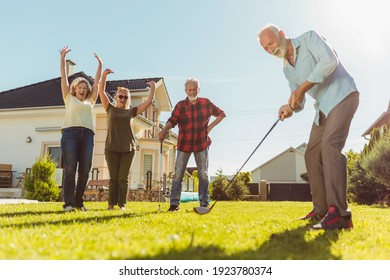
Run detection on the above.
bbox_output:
[257,23,281,40]
[185,77,200,88]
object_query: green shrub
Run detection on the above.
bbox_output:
[361,127,390,187]
[347,160,386,205]
[24,154,60,201]
[210,170,251,201]
[346,130,390,205]
[226,177,249,201]
[210,169,229,200]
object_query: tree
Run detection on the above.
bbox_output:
[236,171,252,185]
[24,154,60,201]
[361,126,390,187]
[226,176,249,201]
[210,169,229,200]
[346,133,389,206]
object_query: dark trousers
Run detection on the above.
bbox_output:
[105,149,135,207]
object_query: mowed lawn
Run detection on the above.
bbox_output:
[0,201,389,260]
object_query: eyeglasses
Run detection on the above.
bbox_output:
[118,95,129,100]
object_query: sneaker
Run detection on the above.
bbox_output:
[64,206,75,212]
[107,205,114,210]
[119,207,126,211]
[75,206,88,211]
[167,205,179,212]
[311,206,353,230]
[299,209,324,221]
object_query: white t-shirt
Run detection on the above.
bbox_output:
[62,94,95,132]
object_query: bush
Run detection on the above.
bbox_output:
[361,127,390,187]
[210,170,251,201]
[347,160,387,205]
[210,169,229,200]
[346,131,390,206]
[226,177,249,201]
[24,154,60,201]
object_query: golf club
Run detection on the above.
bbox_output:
[158,140,163,211]
[194,118,280,215]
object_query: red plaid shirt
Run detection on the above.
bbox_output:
[168,97,226,152]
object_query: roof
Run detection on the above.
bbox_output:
[250,143,307,173]
[362,100,390,136]
[0,72,164,110]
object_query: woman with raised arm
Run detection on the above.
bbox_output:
[60,46,102,212]
[99,68,156,210]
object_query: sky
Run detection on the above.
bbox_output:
[0,0,389,177]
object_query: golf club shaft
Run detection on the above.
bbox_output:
[209,118,280,211]
[159,140,163,209]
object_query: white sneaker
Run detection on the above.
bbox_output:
[64,206,75,212]
[75,206,88,211]
[119,207,126,211]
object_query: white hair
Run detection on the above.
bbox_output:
[257,23,281,40]
[185,77,200,88]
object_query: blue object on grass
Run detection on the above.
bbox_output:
[180,192,199,202]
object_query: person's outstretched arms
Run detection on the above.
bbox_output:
[90,53,103,104]
[60,46,71,100]
[99,68,113,111]
[136,81,156,115]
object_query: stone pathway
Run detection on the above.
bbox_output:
[0,198,38,204]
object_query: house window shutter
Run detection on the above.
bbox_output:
[143,154,153,178]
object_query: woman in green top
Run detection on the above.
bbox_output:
[99,68,156,210]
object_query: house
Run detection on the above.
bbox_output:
[0,66,177,194]
[362,100,390,138]
[250,143,311,202]
[250,143,308,183]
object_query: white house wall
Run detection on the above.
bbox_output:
[0,106,173,189]
[261,151,297,181]
[251,169,261,183]
[295,152,307,182]
[0,108,65,186]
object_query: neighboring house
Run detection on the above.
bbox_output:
[362,100,390,138]
[251,143,307,183]
[0,67,177,191]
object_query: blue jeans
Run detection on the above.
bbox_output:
[170,149,209,207]
[61,127,94,208]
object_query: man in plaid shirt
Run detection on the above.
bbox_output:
[159,77,226,211]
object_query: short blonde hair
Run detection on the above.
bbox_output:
[115,87,131,108]
[115,87,130,96]
[69,77,92,98]
[185,77,200,89]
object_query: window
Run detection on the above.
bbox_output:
[47,146,62,168]
[143,154,153,178]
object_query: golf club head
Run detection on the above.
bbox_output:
[193,206,210,215]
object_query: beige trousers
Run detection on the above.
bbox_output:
[305,92,359,216]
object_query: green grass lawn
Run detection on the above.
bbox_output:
[0,201,389,260]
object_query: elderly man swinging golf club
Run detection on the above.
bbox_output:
[159,77,225,212]
[258,24,359,230]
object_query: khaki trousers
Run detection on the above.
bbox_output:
[305,92,359,216]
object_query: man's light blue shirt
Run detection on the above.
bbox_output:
[283,30,358,125]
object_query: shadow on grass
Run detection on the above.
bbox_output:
[0,207,137,218]
[0,210,65,218]
[1,211,160,229]
[134,224,342,260]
